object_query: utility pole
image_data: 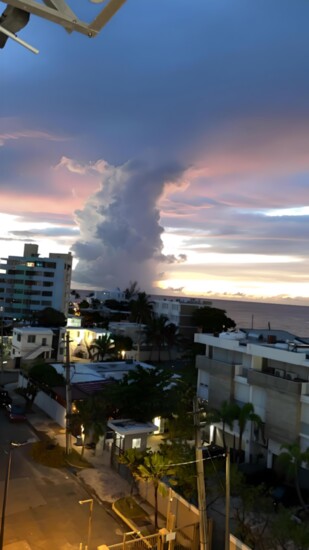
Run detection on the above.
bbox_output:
[225,449,230,550]
[193,396,208,550]
[0,306,4,384]
[65,331,72,455]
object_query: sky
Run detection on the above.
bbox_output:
[1,0,309,304]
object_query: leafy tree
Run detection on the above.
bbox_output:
[277,442,309,509]
[270,506,309,550]
[29,362,65,387]
[192,306,236,334]
[160,441,196,502]
[90,334,115,361]
[112,334,133,358]
[104,365,176,422]
[35,307,66,327]
[79,300,90,310]
[136,452,177,529]
[69,396,107,457]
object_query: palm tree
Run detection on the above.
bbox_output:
[206,400,239,450]
[136,452,177,529]
[235,402,262,462]
[164,322,180,359]
[129,292,154,324]
[124,281,140,301]
[117,448,146,494]
[90,334,114,361]
[278,443,309,509]
[145,314,169,361]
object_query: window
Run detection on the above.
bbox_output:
[42,291,52,297]
[16,333,21,342]
[42,338,47,345]
[132,438,141,449]
[44,272,54,278]
[27,335,36,343]
[43,282,53,287]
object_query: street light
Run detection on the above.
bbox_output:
[79,498,93,550]
[0,441,29,550]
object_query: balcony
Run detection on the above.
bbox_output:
[196,356,235,377]
[247,369,305,395]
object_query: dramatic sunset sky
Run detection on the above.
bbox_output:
[1,0,309,303]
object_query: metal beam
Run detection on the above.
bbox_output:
[90,0,127,32]
[4,0,127,36]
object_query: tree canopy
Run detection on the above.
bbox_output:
[34,307,66,327]
[104,365,177,422]
[192,306,236,333]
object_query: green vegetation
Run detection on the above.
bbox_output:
[34,307,67,327]
[114,497,152,535]
[118,450,177,529]
[192,305,236,333]
[31,440,92,469]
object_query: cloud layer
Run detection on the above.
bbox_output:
[1,0,309,301]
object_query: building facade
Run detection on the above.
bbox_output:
[152,297,211,339]
[0,243,72,319]
[195,329,309,468]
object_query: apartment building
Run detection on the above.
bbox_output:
[0,243,72,319]
[153,297,211,339]
[195,329,309,468]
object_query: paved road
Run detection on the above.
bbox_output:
[0,409,124,549]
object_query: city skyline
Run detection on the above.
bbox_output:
[1,0,309,304]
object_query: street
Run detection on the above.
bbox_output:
[0,409,125,549]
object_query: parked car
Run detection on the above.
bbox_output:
[6,403,27,423]
[0,390,12,408]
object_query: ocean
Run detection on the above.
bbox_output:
[209,299,309,338]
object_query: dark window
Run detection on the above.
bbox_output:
[42,338,47,345]
[44,272,54,278]
[42,291,52,297]
[16,334,21,342]
[27,335,36,343]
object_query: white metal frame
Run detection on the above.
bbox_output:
[2,0,127,36]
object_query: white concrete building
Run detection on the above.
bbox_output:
[152,297,211,338]
[0,243,72,319]
[195,328,309,468]
[11,326,54,363]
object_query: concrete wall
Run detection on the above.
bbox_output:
[137,480,199,546]
[18,373,66,427]
[229,534,252,549]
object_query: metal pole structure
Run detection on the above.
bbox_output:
[0,307,3,384]
[0,448,12,550]
[193,396,208,550]
[65,331,72,455]
[225,449,230,550]
[79,499,93,550]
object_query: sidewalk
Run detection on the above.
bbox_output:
[5,382,159,534]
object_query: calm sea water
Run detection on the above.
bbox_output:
[210,299,309,338]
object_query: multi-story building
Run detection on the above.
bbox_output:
[195,328,309,469]
[0,243,72,319]
[152,297,211,339]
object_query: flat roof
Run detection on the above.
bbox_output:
[107,419,158,435]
